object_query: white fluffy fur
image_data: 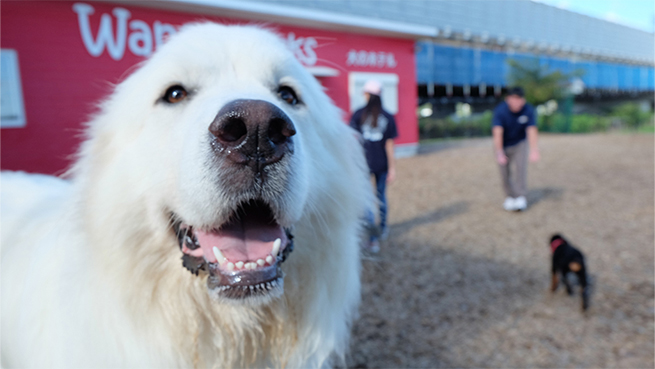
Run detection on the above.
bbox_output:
[1,24,371,368]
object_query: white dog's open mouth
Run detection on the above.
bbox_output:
[173,200,293,300]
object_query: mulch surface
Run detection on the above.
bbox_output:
[348,133,654,368]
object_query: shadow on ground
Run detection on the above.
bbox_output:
[526,187,564,208]
[346,205,547,368]
[389,201,469,238]
[347,239,545,368]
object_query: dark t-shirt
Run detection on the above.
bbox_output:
[349,108,398,174]
[492,101,536,147]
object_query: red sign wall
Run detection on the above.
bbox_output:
[1,1,418,175]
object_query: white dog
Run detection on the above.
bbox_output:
[1,23,371,368]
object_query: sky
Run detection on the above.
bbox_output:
[533,0,655,33]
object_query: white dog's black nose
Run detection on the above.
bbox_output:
[209,99,296,169]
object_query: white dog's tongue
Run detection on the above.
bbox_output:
[193,217,285,264]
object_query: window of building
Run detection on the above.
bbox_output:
[348,72,399,114]
[1,49,26,128]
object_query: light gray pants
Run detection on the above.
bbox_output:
[498,139,528,198]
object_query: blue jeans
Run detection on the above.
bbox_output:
[367,171,387,241]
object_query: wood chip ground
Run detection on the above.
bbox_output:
[348,133,654,368]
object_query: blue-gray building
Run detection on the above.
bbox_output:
[240,0,654,101]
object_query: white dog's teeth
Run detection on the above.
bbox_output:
[265,255,274,264]
[235,261,244,269]
[272,238,281,256]
[257,259,265,266]
[226,262,235,271]
[271,280,277,288]
[249,285,254,291]
[245,262,253,270]
[266,282,272,290]
[212,247,226,265]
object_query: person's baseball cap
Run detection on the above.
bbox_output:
[363,80,382,95]
[507,86,525,97]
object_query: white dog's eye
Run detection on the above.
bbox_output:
[277,86,299,106]
[162,85,188,104]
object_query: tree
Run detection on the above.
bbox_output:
[506,58,582,106]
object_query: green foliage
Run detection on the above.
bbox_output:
[420,102,653,139]
[537,113,565,133]
[636,124,655,134]
[569,114,611,133]
[419,111,493,139]
[539,113,611,133]
[535,101,653,133]
[506,58,582,106]
[610,102,653,128]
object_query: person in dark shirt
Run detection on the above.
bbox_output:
[492,86,540,211]
[349,80,398,252]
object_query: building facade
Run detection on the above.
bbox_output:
[240,0,655,102]
[1,0,428,174]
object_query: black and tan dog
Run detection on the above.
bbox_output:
[550,234,590,311]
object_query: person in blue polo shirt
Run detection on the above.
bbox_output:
[492,86,540,211]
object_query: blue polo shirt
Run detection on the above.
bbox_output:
[492,101,536,147]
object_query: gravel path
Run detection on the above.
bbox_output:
[348,133,654,368]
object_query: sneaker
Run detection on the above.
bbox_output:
[379,226,389,241]
[503,197,516,211]
[514,196,527,211]
[366,240,380,253]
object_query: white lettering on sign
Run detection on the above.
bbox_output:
[73,3,319,65]
[285,32,318,66]
[154,21,176,49]
[346,49,397,68]
[72,3,176,60]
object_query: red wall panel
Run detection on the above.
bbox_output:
[1,1,418,175]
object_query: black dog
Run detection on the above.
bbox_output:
[550,234,590,311]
